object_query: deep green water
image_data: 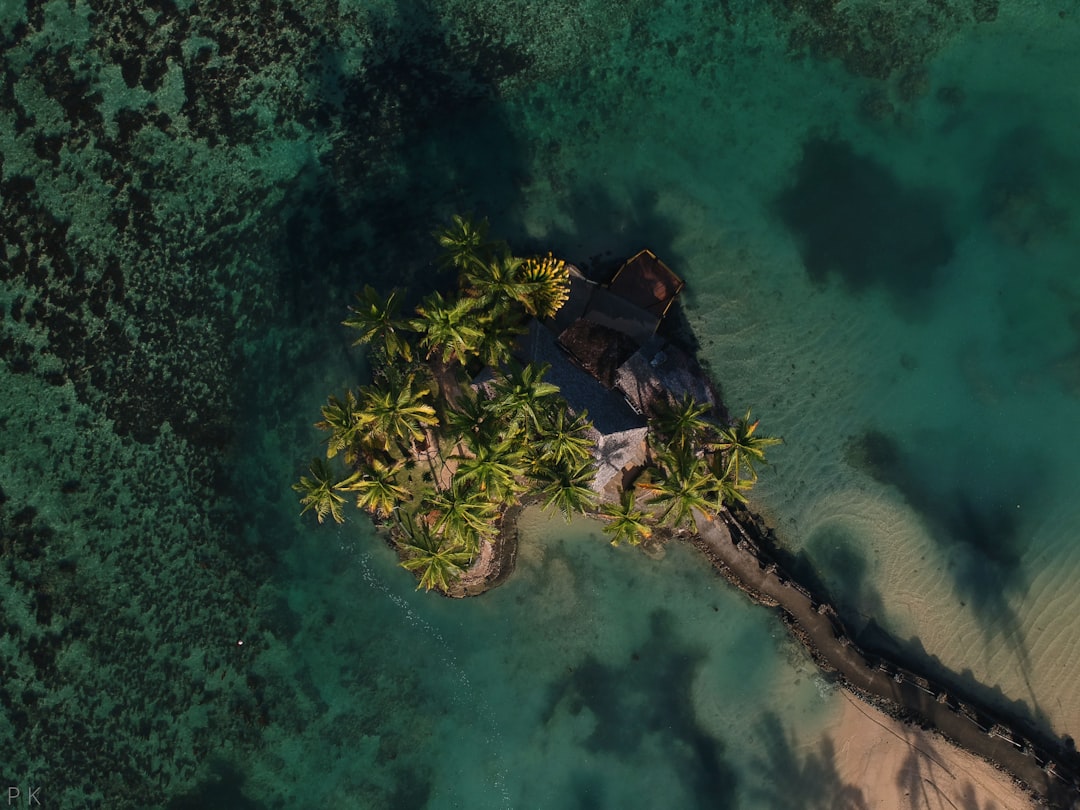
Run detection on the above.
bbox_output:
[2,0,1080,807]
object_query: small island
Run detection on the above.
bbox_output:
[293,215,779,594]
[293,216,1080,808]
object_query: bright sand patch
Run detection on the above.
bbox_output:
[816,693,1038,810]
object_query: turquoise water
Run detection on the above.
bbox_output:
[2,0,1079,806]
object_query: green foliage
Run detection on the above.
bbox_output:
[314,390,364,464]
[536,406,594,469]
[599,489,653,547]
[490,363,561,436]
[292,458,361,525]
[424,481,500,551]
[411,291,485,365]
[641,447,717,530]
[395,513,473,592]
[452,441,526,506]
[532,457,598,522]
[711,408,782,486]
[651,394,713,454]
[338,458,410,518]
[435,213,498,273]
[343,285,414,362]
[358,374,439,453]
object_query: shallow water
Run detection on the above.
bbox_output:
[2,0,1079,806]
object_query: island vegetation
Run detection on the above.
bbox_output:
[293,216,780,593]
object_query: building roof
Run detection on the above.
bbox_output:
[518,321,645,437]
[544,264,596,335]
[556,318,639,388]
[614,337,717,418]
[582,287,660,345]
[608,249,685,319]
[588,426,649,495]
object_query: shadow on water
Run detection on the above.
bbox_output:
[843,429,1048,728]
[268,0,535,331]
[541,609,738,809]
[748,713,868,810]
[773,138,954,316]
[794,524,887,629]
[166,762,263,810]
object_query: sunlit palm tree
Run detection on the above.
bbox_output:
[473,311,526,368]
[651,394,713,453]
[339,458,410,518]
[425,481,500,546]
[435,214,496,273]
[342,285,414,362]
[517,253,571,318]
[411,291,484,365]
[462,253,529,310]
[315,390,364,464]
[396,513,473,592]
[444,389,496,449]
[711,408,782,486]
[491,363,561,436]
[533,458,597,522]
[292,458,362,525]
[453,441,526,505]
[538,406,595,469]
[359,375,439,453]
[641,449,716,530]
[599,489,653,547]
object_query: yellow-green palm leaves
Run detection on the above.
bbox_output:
[711,408,782,486]
[518,253,571,318]
[342,285,414,362]
[411,291,484,365]
[339,458,410,517]
[358,375,439,452]
[599,490,653,547]
[315,390,365,464]
[395,513,473,592]
[293,459,364,524]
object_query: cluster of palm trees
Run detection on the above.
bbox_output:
[294,215,591,591]
[293,214,783,592]
[598,397,782,546]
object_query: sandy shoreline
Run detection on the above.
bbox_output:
[820,693,1038,809]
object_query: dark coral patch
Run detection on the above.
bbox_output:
[775,139,954,308]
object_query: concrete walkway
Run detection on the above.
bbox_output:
[694,511,1080,809]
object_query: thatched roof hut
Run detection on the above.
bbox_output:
[608,249,685,319]
[614,337,717,417]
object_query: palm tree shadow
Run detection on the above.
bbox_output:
[749,712,869,810]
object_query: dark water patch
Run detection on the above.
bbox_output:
[166,762,264,810]
[798,526,885,630]
[775,139,954,312]
[749,713,868,810]
[843,429,1040,714]
[981,126,1075,248]
[542,609,738,809]
[765,1,990,80]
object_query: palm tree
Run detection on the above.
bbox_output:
[435,214,496,272]
[517,253,571,318]
[411,291,484,365]
[651,394,713,453]
[641,449,716,530]
[533,458,597,522]
[490,363,561,436]
[599,489,653,547]
[709,465,750,509]
[315,390,365,464]
[358,374,439,453]
[473,310,526,368]
[711,408,782,486]
[338,457,410,518]
[395,513,473,593]
[452,441,526,505]
[538,406,594,469]
[462,253,529,310]
[342,285,413,362]
[292,458,361,524]
[425,482,499,548]
[443,389,496,449]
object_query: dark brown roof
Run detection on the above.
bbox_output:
[608,250,685,318]
[557,318,639,388]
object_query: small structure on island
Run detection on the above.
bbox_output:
[518,249,716,498]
